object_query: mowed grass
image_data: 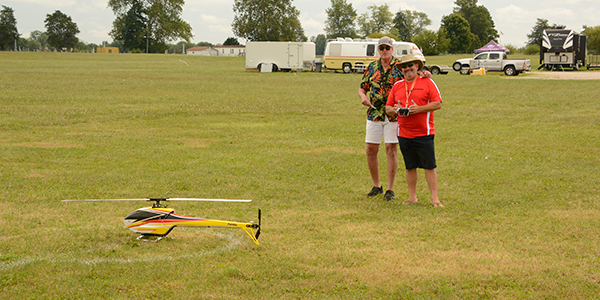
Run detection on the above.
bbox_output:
[1,52,600,299]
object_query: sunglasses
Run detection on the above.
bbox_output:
[400,62,415,69]
[378,45,391,51]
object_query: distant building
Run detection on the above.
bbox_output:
[212,45,245,57]
[186,45,245,57]
[186,46,216,56]
[97,47,119,54]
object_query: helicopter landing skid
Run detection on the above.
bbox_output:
[137,234,169,242]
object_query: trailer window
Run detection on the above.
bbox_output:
[402,50,408,55]
[367,45,375,56]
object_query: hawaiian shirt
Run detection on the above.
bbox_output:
[360,57,403,122]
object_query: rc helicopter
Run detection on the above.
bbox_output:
[61,197,261,245]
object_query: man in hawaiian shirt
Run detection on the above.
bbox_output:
[358,36,430,201]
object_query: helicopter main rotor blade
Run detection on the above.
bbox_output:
[61,198,252,203]
[167,198,252,203]
[61,199,149,202]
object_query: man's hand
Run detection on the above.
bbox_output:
[421,70,432,79]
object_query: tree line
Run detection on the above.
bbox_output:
[1,0,599,55]
[0,1,226,53]
[232,0,599,55]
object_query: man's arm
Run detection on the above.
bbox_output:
[408,100,441,114]
[358,88,371,107]
[385,104,398,116]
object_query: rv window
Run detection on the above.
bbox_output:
[329,44,342,56]
[402,50,408,55]
[367,45,375,56]
[489,53,499,59]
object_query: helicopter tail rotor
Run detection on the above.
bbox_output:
[243,209,262,245]
[255,209,261,240]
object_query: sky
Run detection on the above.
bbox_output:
[4,0,600,48]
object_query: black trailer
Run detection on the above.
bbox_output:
[539,28,587,71]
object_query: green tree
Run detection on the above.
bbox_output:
[583,25,600,54]
[310,34,327,55]
[0,5,19,50]
[45,10,80,51]
[441,13,474,53]
[22,37,40,51]
[357,4,393,38]
[109,0,146,52]
[393,9,431,42]
[109,0,193,53]
[526,18,563,46]
[527,18,549,46]
[454,0,498,50]
[232,0,306,42]
[30,30,48,49]
[166,40,187,53]
[324,0,357,39]
[223,37,240,45]
[520,43,540,55]
[412,29,449,56]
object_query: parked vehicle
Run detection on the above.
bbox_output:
[323,38,424,73]
[452,51,531,76]
[540,28,587,71]
[245,41,316,72]
[423,64,452,75]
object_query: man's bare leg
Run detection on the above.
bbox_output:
[425,168,443,207]
[366,143,381,188]
[402,168,419,204]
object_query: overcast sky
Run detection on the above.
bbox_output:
[4,0,599,48]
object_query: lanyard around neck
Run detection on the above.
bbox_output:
[403,77,418,108]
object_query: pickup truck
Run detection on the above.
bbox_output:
[452,51,531,76]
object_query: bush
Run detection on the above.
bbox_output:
[520,44,540,55]
[503,44,518,54]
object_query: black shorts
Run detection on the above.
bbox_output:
[398,135,437,170]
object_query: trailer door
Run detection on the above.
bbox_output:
[288,43,302,68]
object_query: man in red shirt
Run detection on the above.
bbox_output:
[385,54,443,207]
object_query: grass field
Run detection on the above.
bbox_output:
[1,52,600,299]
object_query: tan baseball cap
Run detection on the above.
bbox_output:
[378,36,394,47]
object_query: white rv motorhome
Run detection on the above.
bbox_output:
[540,28,587,70]
[323,38,425,73]
[245,41,316,72]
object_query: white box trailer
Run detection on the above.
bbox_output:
[245,41,316,72]
[323,38,425,73]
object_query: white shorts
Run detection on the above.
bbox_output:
[365,119,398,144]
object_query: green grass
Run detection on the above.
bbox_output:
[1,52,600,299]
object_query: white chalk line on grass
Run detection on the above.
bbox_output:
[0,229,243,271]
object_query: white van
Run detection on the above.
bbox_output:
[323,38,425,73]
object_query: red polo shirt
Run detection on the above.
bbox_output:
[386,77,442,138]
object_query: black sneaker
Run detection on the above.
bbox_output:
[367,186,383,197]
[384,190,395,201]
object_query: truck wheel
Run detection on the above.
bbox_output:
[460,68,470,75]
[342,63,352,74]
[430,67,440,75]
[452,62,462,71]
[504,66,516,76]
